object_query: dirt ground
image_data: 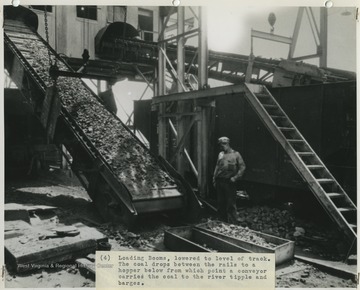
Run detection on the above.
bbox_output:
[4,168,357,288]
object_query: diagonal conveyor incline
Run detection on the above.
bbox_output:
[4,19,196,223]
[244,83,357,244]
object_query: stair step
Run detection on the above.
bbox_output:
[317,178,334,184]
[263,104,278,109]
[338,207,356,213]
[256,96,271,102]
[287,139,304,143]
[270,115,286,119]
[307,165,324,169]
[327,193,344,198]
[297,152,314,156]
[255,93,269,97]
[279,127,295,131]
[349,224,357,229]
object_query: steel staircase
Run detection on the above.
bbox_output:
[244,83,357,243]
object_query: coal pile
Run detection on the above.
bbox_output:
[21,38,176,198]
[238,206,295,239]
[204,222,277,249]
[98,224,165,250]
[238,205,341,241]
[237,206,345,260]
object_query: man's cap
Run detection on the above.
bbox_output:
[218,136,230,144]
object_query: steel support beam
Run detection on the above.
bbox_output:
[198,6,208,89]
[196,101,213,197]
[291,53,321,61]
[189,7,199,21]
[159,47,187,91]
[177,6,186,175]
[158,17,166,95]
[252,29,292,45]
[319,7,328,68]
[198,7,210,196]
[152,84,245,105]
[177,7,185,93]
[158,103,167,157]
[157,13,167,157]
[165,18,195,32]
[134,66,154,91]
[171,115,197,163]
[158,29,200,44]
[308,7,320,42]
[288,7,305,59]
[158,8,175,41]
[49,69,118,83]
[305,7,320,46]
[245,54,254,83]
[169,119,198,177]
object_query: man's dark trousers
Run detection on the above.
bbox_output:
[216,178,238,223]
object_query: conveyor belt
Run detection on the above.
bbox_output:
[4,19,201,224]
[94,38,355,85]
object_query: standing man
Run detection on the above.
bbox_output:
[213,137,246,223]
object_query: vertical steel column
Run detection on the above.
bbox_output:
[158,12,167,157]
[319,7,328,68]
[198,6,208,88]
[177,7,185,93]
[197,6,209,197]
[176,7,186,175]
[158,16,166,96]
[245,44,254,84]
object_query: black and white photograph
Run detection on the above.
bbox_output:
[2,2,358,289]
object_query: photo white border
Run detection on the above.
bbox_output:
[0,0,359,289]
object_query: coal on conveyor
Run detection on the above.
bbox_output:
[20,38,176,199]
